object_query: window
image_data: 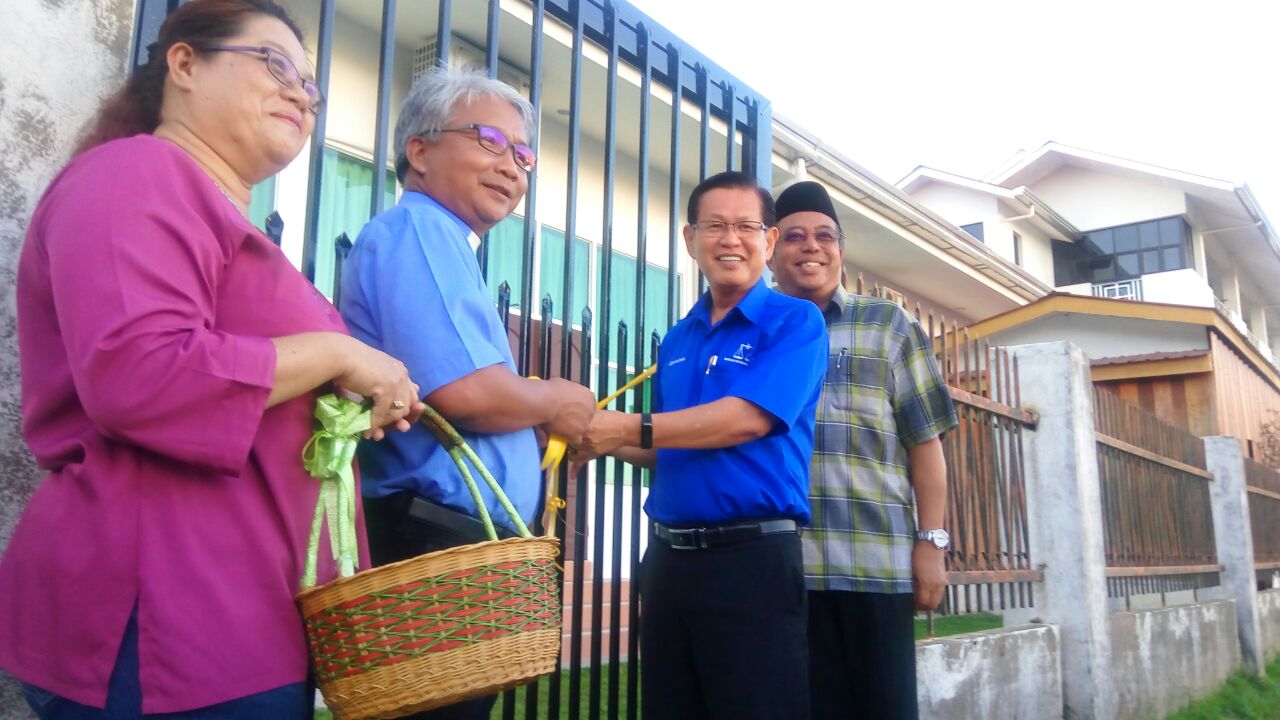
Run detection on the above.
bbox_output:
[539,227,590,322]
[960,222,985,242]
[249,176,277,233]
[314,148,397,298]
[1013,232,1023,267]
[596,249,680,337]
[1052,216,1190,286]
[485,215,527,308]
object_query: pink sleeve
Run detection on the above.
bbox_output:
[40,144,276,475]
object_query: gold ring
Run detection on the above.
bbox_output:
[391,400,407,409]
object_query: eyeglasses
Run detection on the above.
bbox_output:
[692,220,769,238]
[438,124,537,173]
[781,227,843,245]
[203,44,324,113]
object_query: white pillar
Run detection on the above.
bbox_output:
[1008,341,1116,720]
[1223,264,1243,318]
[1203,436,1266,676]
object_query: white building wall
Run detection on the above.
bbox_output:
[1137,268,1216,308]
[989,315,1209,361]
[909,184,999,232]
[1002,218,1056,286]
[1028,165,1187,231]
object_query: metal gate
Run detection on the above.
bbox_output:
[134,1,772,717]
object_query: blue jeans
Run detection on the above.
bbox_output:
[22,609,313,719]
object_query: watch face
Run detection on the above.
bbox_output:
[931,529,950,549]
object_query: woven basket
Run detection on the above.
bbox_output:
[297,405,562,720]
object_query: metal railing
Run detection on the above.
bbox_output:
[1092,387,1220,602]
[856,277,1043,616]
[1244,455,1280,575]
[136,1,770,717]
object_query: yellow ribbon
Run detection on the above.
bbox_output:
[537,364,659,475]
[300,393,371,588]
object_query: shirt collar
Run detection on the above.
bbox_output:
[823,285,849,321]
[401,191,474,239]
[691,278,771,326]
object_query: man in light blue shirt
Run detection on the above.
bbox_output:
[340,67,595,720]
[576,171,828,720]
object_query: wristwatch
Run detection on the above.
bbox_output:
[915,528,950,549]
[639,412,653,450]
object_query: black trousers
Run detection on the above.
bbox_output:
[363,492,499,720]
[807,590,918,720]
[640,531,809,720]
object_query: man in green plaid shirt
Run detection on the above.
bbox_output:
[769,181,958,720]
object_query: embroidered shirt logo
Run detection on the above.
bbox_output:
[724,343,754,366]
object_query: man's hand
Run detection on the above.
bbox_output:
[574,409,639,458]
[541,378,597,445]
[912,541,948,611]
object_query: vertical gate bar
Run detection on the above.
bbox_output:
[746,97,772,188]
[607,322,629,720]
[723,82,736,172]
[517,0,546,376]
[478,0,502,279]
[369,0,397,217]
[628,26,653,718]
[695,64,710,294]
[569,307,594,720]
[485,0,501,77]
[628,332,659,720]
[332,234,351,307]
[551,9,584,719]
[435,0,452,64]
[591,6,620,711]
[665,43,682,330]
[560,0,585,381]
[299,0,337,282]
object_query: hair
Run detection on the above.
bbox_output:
[74,0,303,156]
[393,66,538,182]
[686,171,776,227]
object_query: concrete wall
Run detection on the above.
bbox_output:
[916,625,1063,720]
[0,0,136,716]
[1139,268,1217,308]
[1109,599,1242,720]
[1260,588,1280,662]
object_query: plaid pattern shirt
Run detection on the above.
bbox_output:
[802,287,958,593]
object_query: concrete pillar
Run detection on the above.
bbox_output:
[1192,229,1208,279]
[1249,304,1270,349]
[1008,341,1116,720]
[1204,436,1265,676]
[1223,264,1243,319]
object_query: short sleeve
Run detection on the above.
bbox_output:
[342,211,506,396]
[725,301,827,432]
[889,310,958,447]
[38,141,276,475]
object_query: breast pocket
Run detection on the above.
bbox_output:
[824,353,889,416]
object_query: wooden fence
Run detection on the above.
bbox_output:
[1243,455,1280,575]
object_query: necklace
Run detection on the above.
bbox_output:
[211,179,251,221]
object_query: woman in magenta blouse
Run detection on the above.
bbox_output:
[0,1,424,717]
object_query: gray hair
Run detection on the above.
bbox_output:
[393,65,537,181]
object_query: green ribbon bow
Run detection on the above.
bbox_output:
[300,394,371,588]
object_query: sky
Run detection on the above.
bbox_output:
[628,0,1280,220]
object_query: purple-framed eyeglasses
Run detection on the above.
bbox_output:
[203,44,324,113]
[438,124,537,173]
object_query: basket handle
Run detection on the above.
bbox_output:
[418,404,533,541]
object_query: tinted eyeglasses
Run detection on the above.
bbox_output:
[203,44,324,113]
[781,227,843,245]
[438,124,537,173]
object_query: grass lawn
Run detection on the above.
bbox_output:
[915,612,1003,640]
[1165,655,1280,720]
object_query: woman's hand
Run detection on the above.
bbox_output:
[332,336,424,440]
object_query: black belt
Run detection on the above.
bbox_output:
[653,518,797,550]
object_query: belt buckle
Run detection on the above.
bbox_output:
[666,526,706,550]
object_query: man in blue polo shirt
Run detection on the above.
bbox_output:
[575,171,828,720]
[339,67,595,720]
